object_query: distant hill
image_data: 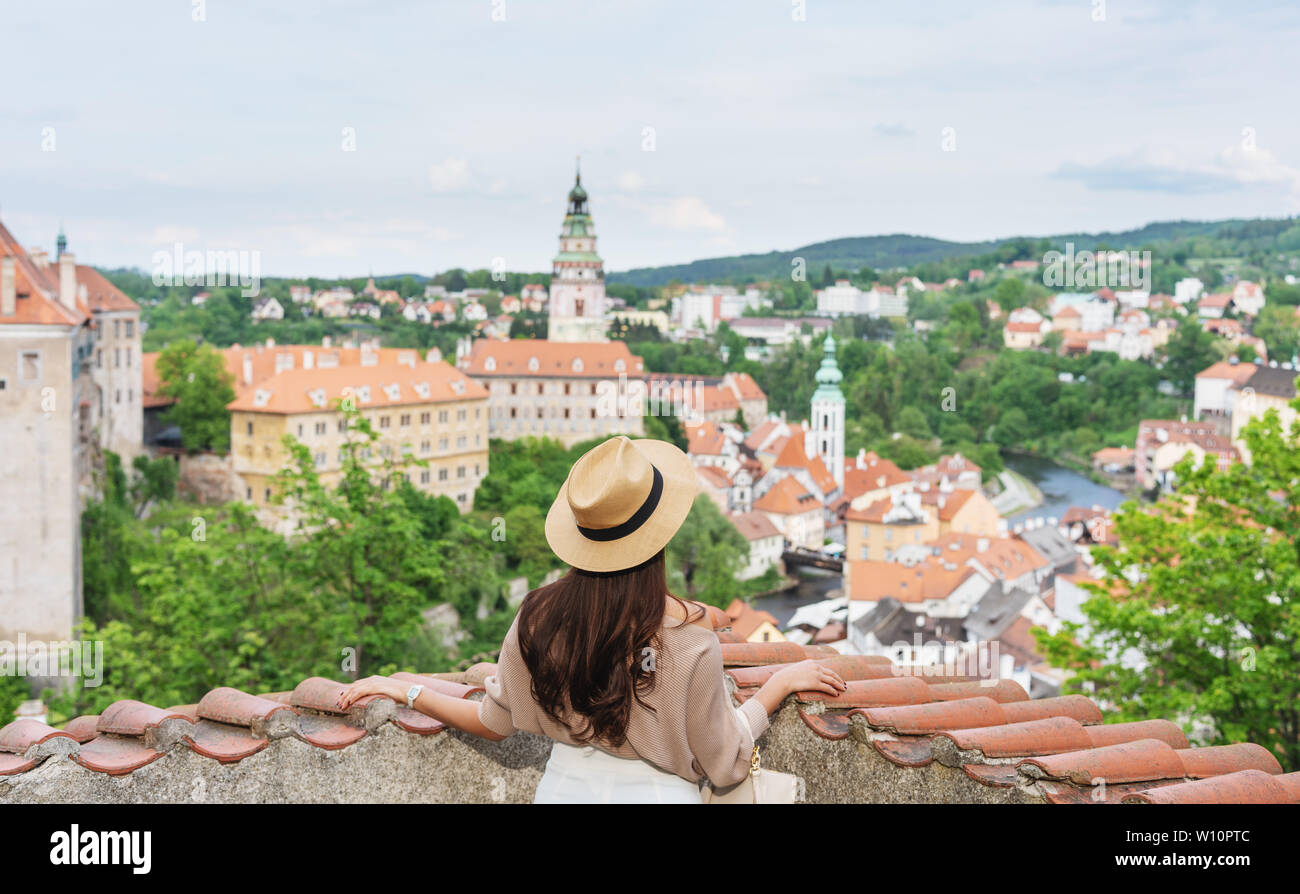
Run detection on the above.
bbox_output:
[608,218,1278,287]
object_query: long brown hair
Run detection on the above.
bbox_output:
[516,550,700,747]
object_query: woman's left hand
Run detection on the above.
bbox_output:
[337,675,404,710]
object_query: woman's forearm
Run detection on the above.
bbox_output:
[750,675,793,718]
[411,687,508,741]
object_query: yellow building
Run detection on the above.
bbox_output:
[228,360,489,511]
[845,493,938,562]
[921,486,1001,537]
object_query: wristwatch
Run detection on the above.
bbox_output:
[405,683,425,709]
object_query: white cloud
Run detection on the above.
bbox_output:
[1054,144,1300,201]
[618,171,646,191]
[427,158,473,193]
[149,225,201,244]
[648,196,726,231]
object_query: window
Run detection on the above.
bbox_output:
[338,419,348,433]
[537,408,544,419]
[438,410,448,423]
[380,416,390,429]
[246,487,252,500]
[126,347,132,367]
[314,452,326,467]
[297,423,304,437]
[96,350,102,369]
[125,321,134,338]
[114,320,121,338]
[438,437,448,450]
[264,488,271,503]
[456,409,466,421]
[20,351,40,382]
[115,389,121,404]
[563,408,570,419]
[438,468,448,481]
[509,383,517,395]
[400,413,411,427]
[590,409,596,419]
[457,466,465,478]
[420,411,431,424]
[114,348,120,368]
[564,383,571,396]
[420,470,430,484]
[509,408,516,418]
[420,440,431,455]
[456,435,466,448]
[315,422,326,435]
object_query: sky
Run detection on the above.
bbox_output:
[2,0,1299,279]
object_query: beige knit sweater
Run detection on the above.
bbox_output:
[477,612,770,786]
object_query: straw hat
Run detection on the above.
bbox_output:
[545,435,698,573]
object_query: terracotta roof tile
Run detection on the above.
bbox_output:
[1019,738,1186,785]
[1122,769,1300,804]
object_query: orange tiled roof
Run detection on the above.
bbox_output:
[1196,361,1257,384]
[226,361,486,414]
[918,487,975,521]
[753,475,818,515]
[927,532,1051,581]
[730,509,781,541]
[0,220,90,327]
[460,338,643,377]
[686,420,728,456]
[695,464,732,489]
[847,559,978,604]
[842,452,911,498]
[773,434,836,495]
[724,599,781,640]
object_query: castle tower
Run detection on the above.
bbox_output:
[811,333,845,491]
[547,161,608,342]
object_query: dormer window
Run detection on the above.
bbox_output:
[528,356,539,372]
[384,383,401,402]
[356,385,371,403]
[614,358,625,372]
[572,357,584,373]
[484,356,496,372]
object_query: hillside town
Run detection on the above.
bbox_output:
[6,169,1298,734]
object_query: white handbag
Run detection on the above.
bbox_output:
[703,745,804,804]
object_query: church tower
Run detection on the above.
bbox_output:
[811,333,846,491]
[547,162,608,342]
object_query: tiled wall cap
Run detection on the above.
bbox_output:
[63,715,101,743]
[1122,770,1300,805]
[198,687,297,727]
[1084,719,1188,750]
[857,696,1007,735]
[933,716,1092,764]
[1019,738,1185,785]
[796,676,931,709]
[97,700,195,743]
[1175,743,1283,779]
[0,718,77,754]
[927,679,1028,704]
[1000,694,1103,726]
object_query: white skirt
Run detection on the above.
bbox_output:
[533,741,703,804]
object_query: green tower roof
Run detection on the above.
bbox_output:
[812,333,845,401]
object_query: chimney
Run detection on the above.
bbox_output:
[303,350,314,370]
[322,336,332,348]
[29,248,48,269]
[58,251,77,312]
[1,256,14,316]
[242,353,253,386]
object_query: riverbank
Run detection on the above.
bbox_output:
[990,468,1044,516]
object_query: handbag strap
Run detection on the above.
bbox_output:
[750,745,761,777]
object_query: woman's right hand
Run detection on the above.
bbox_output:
[772,659,847,698]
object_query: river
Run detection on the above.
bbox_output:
[1002,454,1128,526]
[752,456,1128,626]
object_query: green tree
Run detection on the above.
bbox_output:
[666,495,749,607]
[1163,320,1220,394]
[155,339,237,451]
[272,403,442,675]
[1035,385,1300,770]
